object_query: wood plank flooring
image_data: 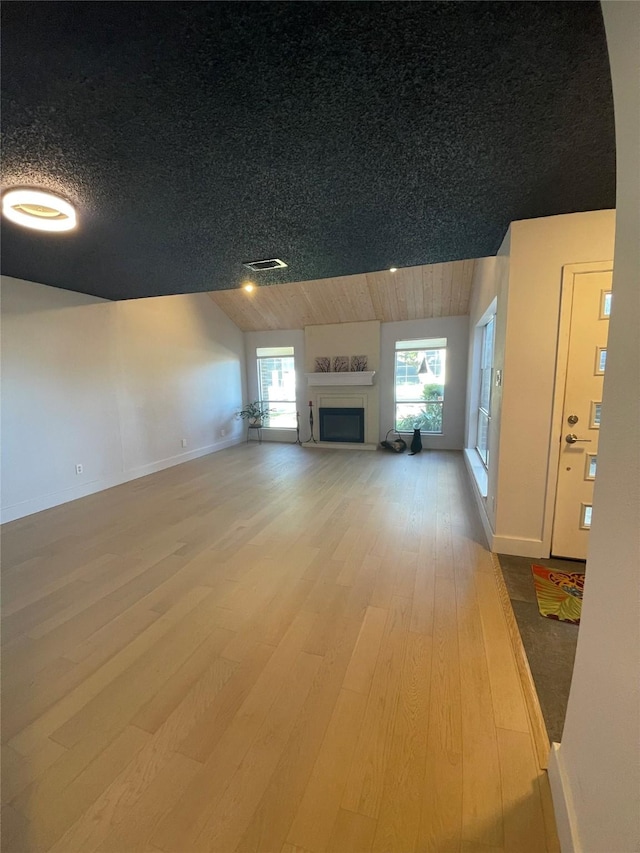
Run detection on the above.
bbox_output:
[1,445,559,853]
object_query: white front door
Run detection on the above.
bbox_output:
[552,268,612,559]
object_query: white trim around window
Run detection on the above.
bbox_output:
[394,337,447,434]
[476,315,495,469]
[256,346,296,429]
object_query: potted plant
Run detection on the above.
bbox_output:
[237,401,271,427]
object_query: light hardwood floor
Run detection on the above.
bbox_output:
[1,445,559,853]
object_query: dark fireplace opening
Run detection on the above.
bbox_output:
[319,407,365,443]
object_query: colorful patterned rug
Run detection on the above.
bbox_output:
[531,565,584,625]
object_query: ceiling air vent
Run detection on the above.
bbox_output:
[242,258,288,272]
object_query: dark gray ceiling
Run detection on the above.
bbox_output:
[1,1,615,301]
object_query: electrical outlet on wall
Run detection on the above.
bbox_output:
[75,463,83,475]
[220,428,226,437]
[181,439,187,448]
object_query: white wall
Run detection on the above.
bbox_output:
[1,280,122,514]
[243,329,305,443]
[465,212,616,557]
[549,4,640,851]
[380,316,469,449]
[496,211,615,556]
[1,277,246,522]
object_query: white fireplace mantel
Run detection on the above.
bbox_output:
[305,371,376,386]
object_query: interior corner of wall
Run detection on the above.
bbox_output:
[498,224,512,256]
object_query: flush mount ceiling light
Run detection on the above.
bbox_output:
[2,188,77,232]
[242,258,288,272]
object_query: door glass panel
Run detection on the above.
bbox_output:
[590,401,602,428]
[585,455,597,480]
[601,291,612,318]
[580,504,593,529]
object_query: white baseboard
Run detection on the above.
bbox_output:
[548,742,582,853]
[254,429,298,443]
[0,437,241,524]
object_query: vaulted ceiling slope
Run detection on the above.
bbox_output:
[1,2,614,302]
[210,260,475,331]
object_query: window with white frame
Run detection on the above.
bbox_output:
[394,338,446,433]
[256,346,296,428]
[476,316,495,467]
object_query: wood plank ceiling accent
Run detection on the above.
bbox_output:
[209,259,477,332]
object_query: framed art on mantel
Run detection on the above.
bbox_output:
[333,356,349,372]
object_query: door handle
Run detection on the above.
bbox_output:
[565,433,592,444]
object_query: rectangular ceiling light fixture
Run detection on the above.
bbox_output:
[243,258,288,272]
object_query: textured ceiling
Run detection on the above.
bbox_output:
[210,260,476,331]
[1,2,615,301]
